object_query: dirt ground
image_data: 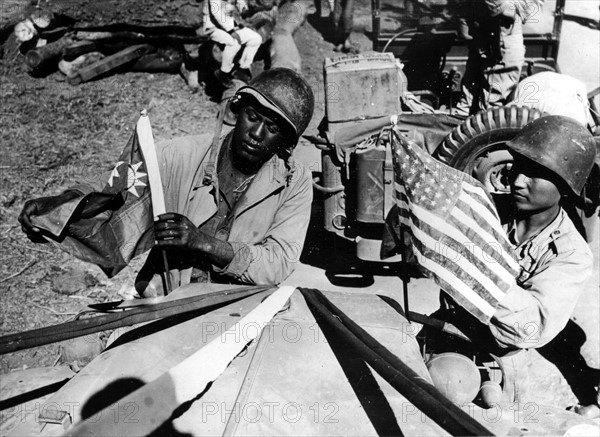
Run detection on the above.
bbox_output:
[0,0,599,418]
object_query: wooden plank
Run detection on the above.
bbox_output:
[24,35,76,70]
[0,285,270,355]
[69,44,155,84]
[62,40,98,60]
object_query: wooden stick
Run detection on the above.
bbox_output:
[378,295,473,343]
[0,259,36,284]
[161,249,172,295]
[68,44,154,84]
[0,285,271,355]
[136,110,172,294]
[399,215,411,323]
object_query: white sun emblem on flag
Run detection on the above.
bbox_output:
[126,162,147,197]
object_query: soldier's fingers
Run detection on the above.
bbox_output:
[155,238,181,247]
[154,221,186,232]
[156,212,183,222]
[155,228,181,239]
[18,212,40,234]
[25,233,48,244]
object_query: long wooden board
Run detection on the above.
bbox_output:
[0,285,270,354]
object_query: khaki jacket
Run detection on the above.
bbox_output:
[43,133,312,292]
[491,209,594,349]
[152,134,312,287]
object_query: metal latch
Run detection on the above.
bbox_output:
[37,408,71,432]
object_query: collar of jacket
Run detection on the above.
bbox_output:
[199,133,289,217]
[507,208,566,258]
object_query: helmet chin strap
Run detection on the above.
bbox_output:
[202,101,229,186]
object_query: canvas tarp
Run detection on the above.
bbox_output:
[6,285,597,436]
[7,284,442,436]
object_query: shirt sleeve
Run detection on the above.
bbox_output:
[490,240,593,349]
[213,164,313,284]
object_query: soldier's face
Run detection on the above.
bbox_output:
[509,154,562,213]
[231,104,288,174]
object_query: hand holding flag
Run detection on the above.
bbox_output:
[383,125,520,324]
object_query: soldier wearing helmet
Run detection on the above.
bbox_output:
[491,115,596,350]
[19,68,315,296]
[434,115,597,404]
[485,115,597,404]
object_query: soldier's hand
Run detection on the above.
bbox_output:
[154,213,209,253]
[18,191,80,243]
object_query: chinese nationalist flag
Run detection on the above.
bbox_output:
[32,111,165,277]
[382,126,520,324]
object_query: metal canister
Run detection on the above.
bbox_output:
[321,150,346,235]
[355,141,386,224]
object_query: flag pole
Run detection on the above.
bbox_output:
[400,225,411,323]
[390,121,411,323]
[137,109,172,295]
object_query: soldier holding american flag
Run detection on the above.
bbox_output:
[384,115,597,407]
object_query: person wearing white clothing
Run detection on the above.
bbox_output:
[202,0,262,86]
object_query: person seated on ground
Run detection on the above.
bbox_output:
[202,0,263,86]
[429,115,597,404]
[19,68,315,297]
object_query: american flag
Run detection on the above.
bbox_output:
[387,126,520,324]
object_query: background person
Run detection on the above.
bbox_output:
[454,0,540,114]
[202,0,263,86]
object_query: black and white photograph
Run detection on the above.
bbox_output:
[1,0,599,435]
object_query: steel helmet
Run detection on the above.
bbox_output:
[506,115,597,195]
[426,352,481,405]
[230,68,315,138]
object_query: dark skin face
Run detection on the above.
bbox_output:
[231,104,293,175]
[19,102,297,287]
[153,104,295,271]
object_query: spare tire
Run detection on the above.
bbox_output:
[433,106,543,194]
[434,106,598,242]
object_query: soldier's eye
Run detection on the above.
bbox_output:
[267,123,280,134]
[245,108,258,121]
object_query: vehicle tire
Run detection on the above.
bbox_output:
[434,105,599,242]
[433,106,543,194]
